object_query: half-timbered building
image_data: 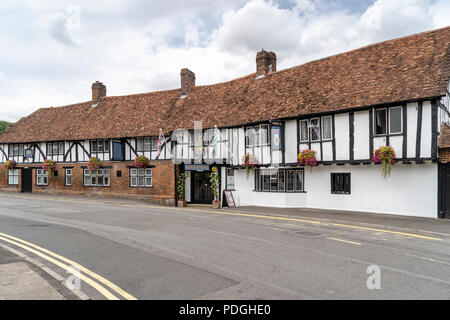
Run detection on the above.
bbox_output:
[1,27,449,218]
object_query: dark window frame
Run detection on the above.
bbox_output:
[90,139,110,153]
[331,173,351,194]
[298,116,333,143]
[46,141,65,156]
[254,168,305,193]
[8,144,24,157]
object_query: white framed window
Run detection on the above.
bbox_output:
[8,169,19,185]
[389,106,402,134]
[309,118,321,141]
[246,125,269,147]
[245,127,255,147]
[8,144,24,157]
[260,124,269,146]
[36,169,48,186]
[83,168,110,186]
[130,168,152,187]
[65,168,72,186]
[321,116,332,140]
[299,120,309,142]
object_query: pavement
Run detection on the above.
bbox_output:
[0,192,450,300]
[0,245,81,300]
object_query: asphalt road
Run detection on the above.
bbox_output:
[0,193,450,300]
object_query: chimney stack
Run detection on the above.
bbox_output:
[92,81,106,102]
[180,68,195,96]
[256,50,277,78]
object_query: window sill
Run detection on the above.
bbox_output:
[129,186,153,188]
[253,190,306,193]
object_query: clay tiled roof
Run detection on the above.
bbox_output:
[439,124,450,149]
[1,26,449,143]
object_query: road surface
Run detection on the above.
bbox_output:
[0,193,449,300]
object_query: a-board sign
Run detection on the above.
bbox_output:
[223,189,236,208]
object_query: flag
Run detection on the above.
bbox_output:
[156,129,166,158]
[211,126,221,157]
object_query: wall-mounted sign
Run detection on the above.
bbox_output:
[185,164,210,171]
[271,126,282,151]
[24,149,33,159]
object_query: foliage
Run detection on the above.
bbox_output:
[134,155,149,168]
[4,160,16,175]
[209,167,220,201]
[0,121,11,135]
[372,146,396,179]
[242,153,258,178]
[87,157,102,171]
[177,172,188,199]
[42,159,56,176]
[297,149,318,167]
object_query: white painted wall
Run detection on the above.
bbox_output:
[334,113,349,160]
[354,110,369,160]
[406,102,418,158]
[421,101,432,158]
[284,120,297,163]
[233,163,437,218]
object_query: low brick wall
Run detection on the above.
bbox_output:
[0,160,176,206]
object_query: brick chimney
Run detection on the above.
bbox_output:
[92,81,106,102]
[256,50,277,78]
[180,68,195,96]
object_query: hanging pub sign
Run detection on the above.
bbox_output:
[24,149,33,159]
[271,125,282,151]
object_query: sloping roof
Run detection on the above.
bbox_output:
[1,26,449,144]
[439,124,450,149]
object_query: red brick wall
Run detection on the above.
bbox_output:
[439,149,450,163]
[0,160,176,206]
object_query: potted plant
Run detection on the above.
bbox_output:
[4,160,16,176]
[242,153,258,178]
[177,172,188,207]
[372,146,396,179]
[42,159,56,177]
[210,167,220,209]
[134,155,149,168]
[297,149,318,171]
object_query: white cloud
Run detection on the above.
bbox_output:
[0,0,448,123]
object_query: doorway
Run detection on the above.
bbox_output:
[191,171,213,204]
[21,168,32,193]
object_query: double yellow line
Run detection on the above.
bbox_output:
[0,232,137,300]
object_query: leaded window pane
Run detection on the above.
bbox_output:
[300,120,309,142]
[322,116,332,140]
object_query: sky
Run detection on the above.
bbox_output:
[0,0,449,122]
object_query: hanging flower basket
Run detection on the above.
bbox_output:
[297,149,317,168]
[242,153,258,178]
[4,160,16,176]
[134,155,149,168]
[42,159,56,177]
[87,157,102,171]
[372,146,396,179]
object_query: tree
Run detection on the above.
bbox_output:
[0,121,11,134]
